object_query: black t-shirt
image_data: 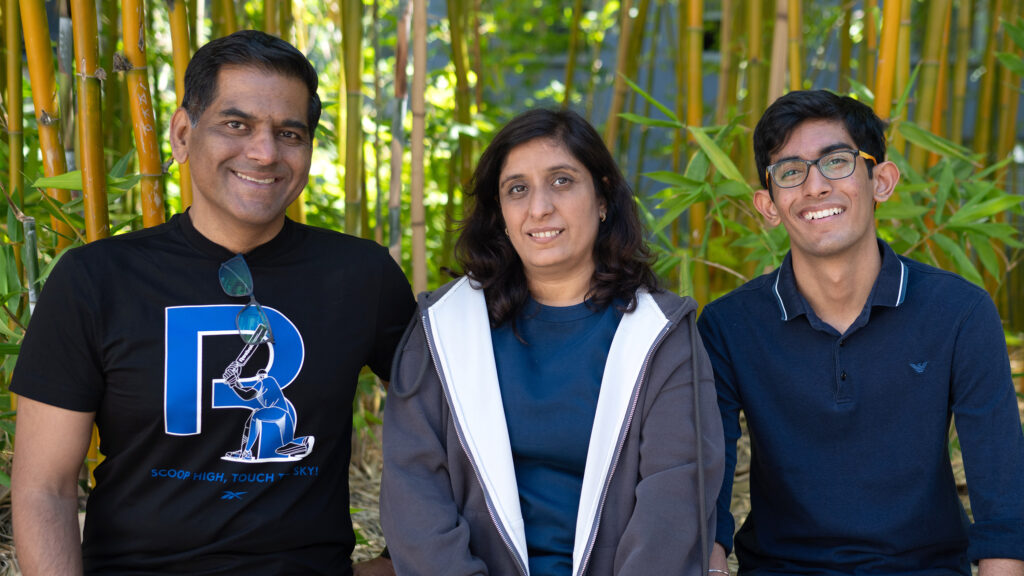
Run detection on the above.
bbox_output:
[12,213,416,575]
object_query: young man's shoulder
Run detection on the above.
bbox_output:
[897,254,992,313]
[702,269,779,316]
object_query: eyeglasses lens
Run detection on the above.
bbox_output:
[772,150,858,189]
[219,254,274,345]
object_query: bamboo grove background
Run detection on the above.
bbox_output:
[0,0,1023,567]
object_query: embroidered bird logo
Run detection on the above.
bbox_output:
[910,361,928,374]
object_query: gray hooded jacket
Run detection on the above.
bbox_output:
[381,277,725,576]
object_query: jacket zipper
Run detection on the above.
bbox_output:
[575,323,673,576]
[421,312,530,576]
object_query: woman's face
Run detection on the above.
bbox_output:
[498,138,606,292]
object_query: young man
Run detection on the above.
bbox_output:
[698,90,1024,575]
[11,30,414,575]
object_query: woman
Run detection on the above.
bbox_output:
[380,109,724,576]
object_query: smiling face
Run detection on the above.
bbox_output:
[171,65,313,252]
[753,119,898,265]
[498,138,606,299]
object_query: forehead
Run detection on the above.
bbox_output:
[772,119,854,161]
[207,65,310,117]
[501,137,582,173]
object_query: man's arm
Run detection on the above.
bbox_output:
[978,559,1024,576]
[12,397,95,576]
[709,542,730,573]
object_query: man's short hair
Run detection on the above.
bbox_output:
[181,29,322,138]
[754,90,887,190]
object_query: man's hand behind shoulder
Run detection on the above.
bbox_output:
[353,556,395,576]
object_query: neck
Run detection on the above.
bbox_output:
[790,240,881,334]
[526,266,593,307]
[188,206,285,254]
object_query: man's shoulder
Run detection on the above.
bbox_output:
[899,255,990,306]
[292,222,390,260]
[703,269,778,315]
[56,219,180,267]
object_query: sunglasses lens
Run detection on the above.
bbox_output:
[219,255,253,297]
[237,303,272,345]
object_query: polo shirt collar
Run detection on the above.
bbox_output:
[772,238,909,322]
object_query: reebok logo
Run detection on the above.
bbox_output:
[910,361,928,374]
[221,491,247,501]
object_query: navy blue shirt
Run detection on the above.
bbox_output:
[492,299,622,576]
[698,239,1024,574]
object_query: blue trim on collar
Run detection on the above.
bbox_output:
[773,269,789,321]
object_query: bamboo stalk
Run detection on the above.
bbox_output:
[672,0,686,172]
[70,0,109,241]
[169,0,193,209]
[996,0,1020,188]
[411,0,427,292]
[446,0,473,266]
[839,1,852,93]
[470,0,483,109]
[122,0,165,228]
[974,0,1003,158]
[686,0,708,305]
[874,0,902,120]
[342,0,364,237]
[950,0,972,145]
[864,0,878,92]
[715,0,737,123]
[222,0,238,36]
[100,0,119,166]
[891,0,912,153]
[372,0,383,246]
[909,0,952,173]
[6,0,23,204]
[279,0,293,41]
[264,0,279,36]
[563,0,586,108]
[927,1,954,167]
[768,0,787,102]
[787,0,802,91]
[20,0,73,249]
[617,0,650,156]
[188,0,198,50]
[604,0,634,147]
[389,0,412,264]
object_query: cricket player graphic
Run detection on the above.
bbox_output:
[221,325,314,462]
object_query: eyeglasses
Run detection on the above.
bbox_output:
[765,149,877,190]
[218,254,275,345]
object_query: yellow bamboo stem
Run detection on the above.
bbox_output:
[744,0,766,182]
[169,0,192,209]
[388,0,412,264]
[123,0,165,228]
[839,1,853,93]
[6,0,23,203]
[686,0,707,305]
[950,0,972,145]
[279,0,293,41]
[891,0,912,153]
[19,0,73,249]
[787,0,802,91]
[563,0,585,108]
[604,0,634,148]
[70,0,109,241]
[928,1,954,168]
[411,0,427,292]
[768,0,787,102]
[342,0,364,237]
[715,0,736,123]
[864,0,878,92]
[222,0,238,36]
[672,0,686,172]
[975,0,1003,158]
[874,0,902,120]
[264,0,279,36]
[909,0,951,174]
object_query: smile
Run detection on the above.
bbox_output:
[803,207,843,221]
[529,230,562,238]
[234,171,276,184]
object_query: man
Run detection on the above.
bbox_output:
[698,90,1024,575]
[11,30,414,575]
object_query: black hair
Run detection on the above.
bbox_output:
[455,108,658,328]
[181,30,321,138]
[754,90,886,192]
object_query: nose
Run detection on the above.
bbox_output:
[246,127,279,165]
[528,186,554,218]
[803,162,833,196]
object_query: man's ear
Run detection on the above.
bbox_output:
[169,108,192,164]
[871,160,900,203]
[753,188,781,227]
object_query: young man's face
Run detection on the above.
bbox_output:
[171,65,313,240]
[753,119,898,263]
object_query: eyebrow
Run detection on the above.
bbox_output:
[773,142,857,164]
[219,107,309,135]
[499,164,583,188]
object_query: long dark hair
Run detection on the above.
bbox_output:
[455,108,658,327]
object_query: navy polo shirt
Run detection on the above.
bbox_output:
[698,239,1024,574]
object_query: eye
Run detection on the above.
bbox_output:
[553,176,572,187]
[226,120,245,130]
[823,154,851,168]
[504,183,528,198]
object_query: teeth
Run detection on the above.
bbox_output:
[530,230,561,238]
[804,207,843,221]
[236,172,275,184]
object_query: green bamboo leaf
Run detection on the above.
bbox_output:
[948,195,1024,224]
[875,201,931,219]
[32,171,85,191]
[618,112,684,129]
[897,122,977,164]
[652,188,705,233]
[713,180,754,198]
[687,127,745,182]
[684,149,710,181]
[619,74,679,122]
[0,343,19,356]
[968,232,1001,279]
[1004,18,1024,51]
[930,234,984,286]
[847,78,875,105]
[996,52,1024,77]
[643,171,705,189]
[934,162,955,224]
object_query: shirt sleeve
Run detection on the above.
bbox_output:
[697,306,742,554]
[950,292,1024,561]
[366,247,416,381]
[11,249,105,412]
